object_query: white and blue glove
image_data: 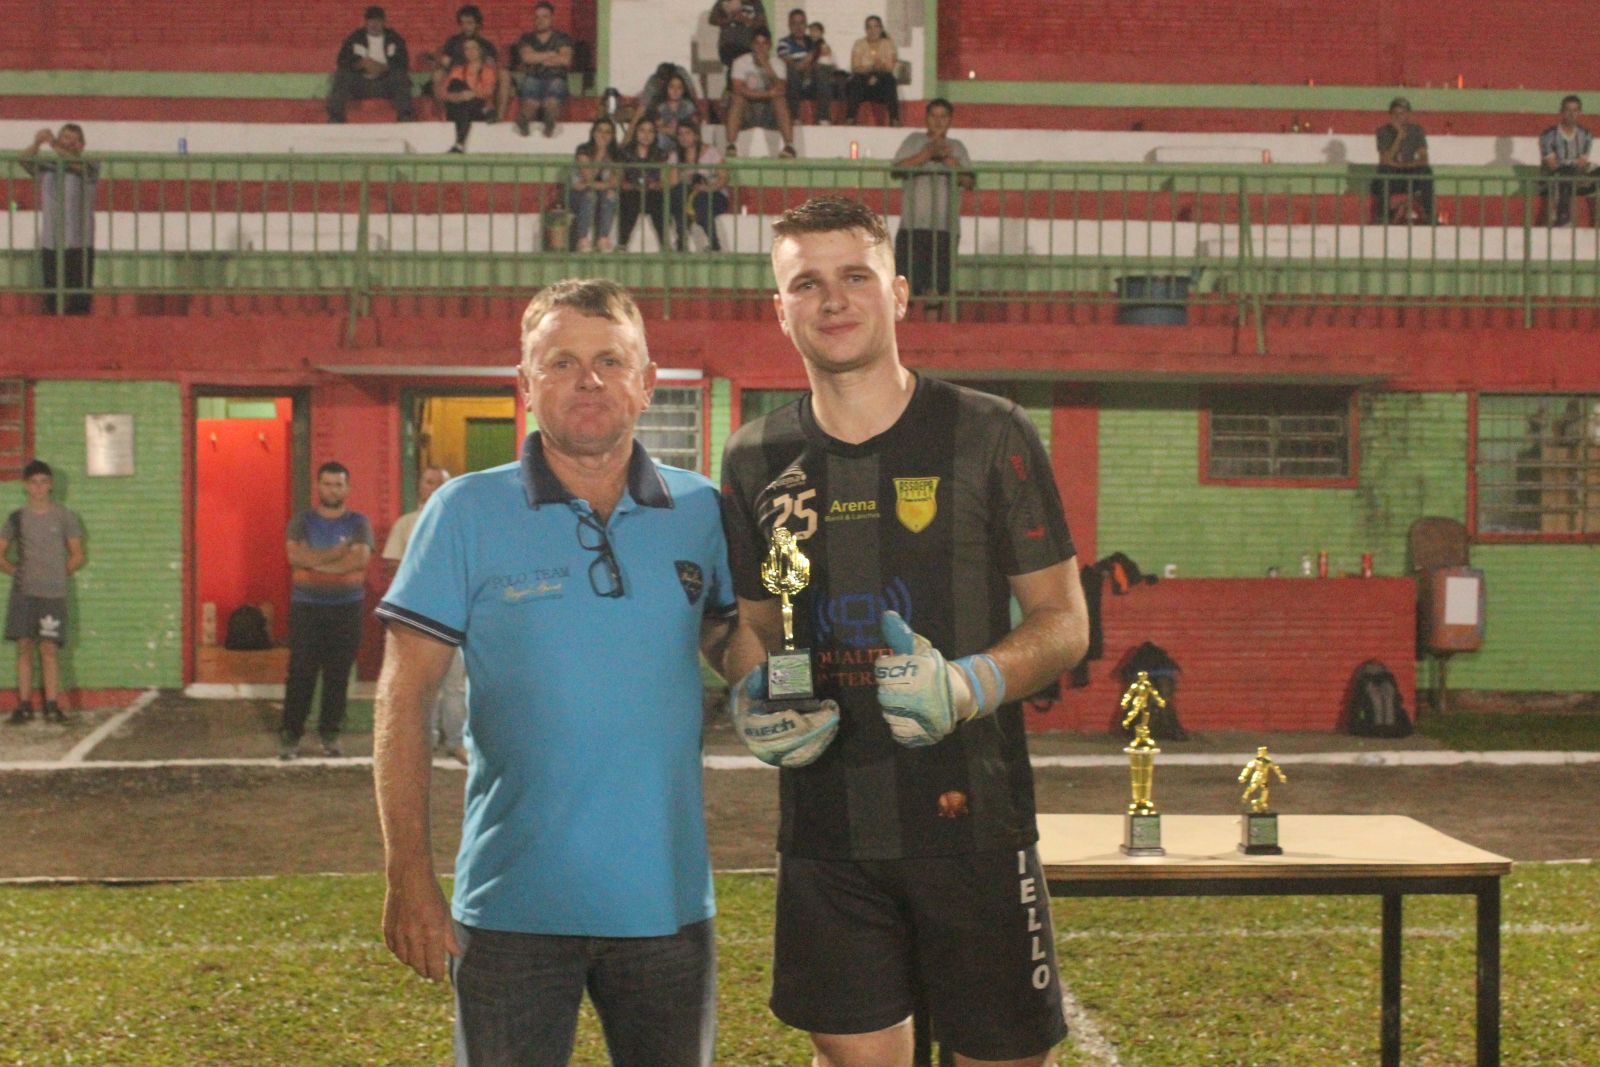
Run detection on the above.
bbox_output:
[729,664,840,768]
[874,611,1005,747]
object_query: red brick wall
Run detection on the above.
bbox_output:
[941,0,1600,88]
[1038,578,1418,733]
[0,0,591,72]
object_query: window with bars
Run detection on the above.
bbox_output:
[1202,388,1353,483]
[1476,394,1600,536]
[637,385,704,472]
[0,380,26,478]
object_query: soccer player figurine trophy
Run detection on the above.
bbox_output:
[761,527,820,710]
[1119,671,1166,856]
[1237,746,1288,855]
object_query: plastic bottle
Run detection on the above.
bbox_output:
[177,137,188,155]
[1300,554,1313,576]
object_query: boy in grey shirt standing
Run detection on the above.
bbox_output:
[2,460,86,725]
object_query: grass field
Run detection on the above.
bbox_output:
[2,866,1596,1066]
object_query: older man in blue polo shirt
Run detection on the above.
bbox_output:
[373,277,736,1067]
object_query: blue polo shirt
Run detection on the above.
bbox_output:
[376,433,735,937]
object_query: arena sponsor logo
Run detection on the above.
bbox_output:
[825,497,880,523]
[1017,850,1052,991]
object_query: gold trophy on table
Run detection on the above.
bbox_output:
[1119,671,1166,856]
[760,527,820,710]
[1237,746,1288,854]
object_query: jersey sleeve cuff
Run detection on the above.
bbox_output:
[374,600,465,646]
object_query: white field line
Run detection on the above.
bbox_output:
[59,688,159,764]
[1060,985,1124,1067]
[4,750,1600,773]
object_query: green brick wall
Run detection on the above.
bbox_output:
[2,381,184,692]
[1096,386,1600,691]
[1446,544,1600,691]
[708,378,731,486]
[1097,386,1468,577]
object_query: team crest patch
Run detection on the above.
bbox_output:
[675,561,705,604]
[893,477,940,533]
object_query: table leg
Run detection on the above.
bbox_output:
[1381,892,1402,1067]
[1477,879,1501,1066]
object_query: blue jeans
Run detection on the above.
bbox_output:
[450,918,715,1067]
[669,186,729,250]
[569,188,618,244]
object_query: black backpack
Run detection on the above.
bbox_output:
[223,605,273,651]
[1346,660,1412,738]
[1115,641,1188,741]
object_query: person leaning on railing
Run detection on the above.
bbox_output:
[19,124,99,316]
[569,118,622,251]
[1370,96,1434,225]
[1539,94,1599,228]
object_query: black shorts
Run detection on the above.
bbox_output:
[894,228,953,297]
[771,846,1067,1060]
[5,590,68,646]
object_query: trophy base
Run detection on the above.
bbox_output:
[766,649,816,706]
[1239,811,1283,855]
[1121,812,1165,856]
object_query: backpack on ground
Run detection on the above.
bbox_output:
[1346,659,1412,738]
[223,604,273,651]
[1115,641,1188,741]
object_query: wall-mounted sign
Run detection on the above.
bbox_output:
[86,413,135,477]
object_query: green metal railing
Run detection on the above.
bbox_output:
[6,152,1600,333]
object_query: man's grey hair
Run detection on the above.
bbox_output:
[519,278,649,366]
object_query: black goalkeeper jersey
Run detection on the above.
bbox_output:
[721,375,1076,860]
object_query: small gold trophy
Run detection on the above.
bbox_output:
[1237,746,1287,855]
[761,527,819,709]
[1119,671,1165,856]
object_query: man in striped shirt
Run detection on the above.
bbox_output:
[1539,94,1597,227]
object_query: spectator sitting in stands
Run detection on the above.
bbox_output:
[435,38,497,153]
[638,61,698,111]
[427,6,505,120]
[652,72,701,152]
[669,123,730,251]
[710,0,767,124]
[1370,97,1433,224]
[726,29,797,157]
[1539,94,1598,227]
[778,8,833,126]
[809,21,842,98]
[618,118,669,250]
[845,14,899,126]
[570,118,622,251]
[510,1,574,138]
[711,0,768,67]
[328,5,414,123]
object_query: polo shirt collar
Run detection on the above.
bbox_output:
[519,431,673,510]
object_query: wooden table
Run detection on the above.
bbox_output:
[1037,814,1512,1067]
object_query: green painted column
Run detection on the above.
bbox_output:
[1,381,184,693]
